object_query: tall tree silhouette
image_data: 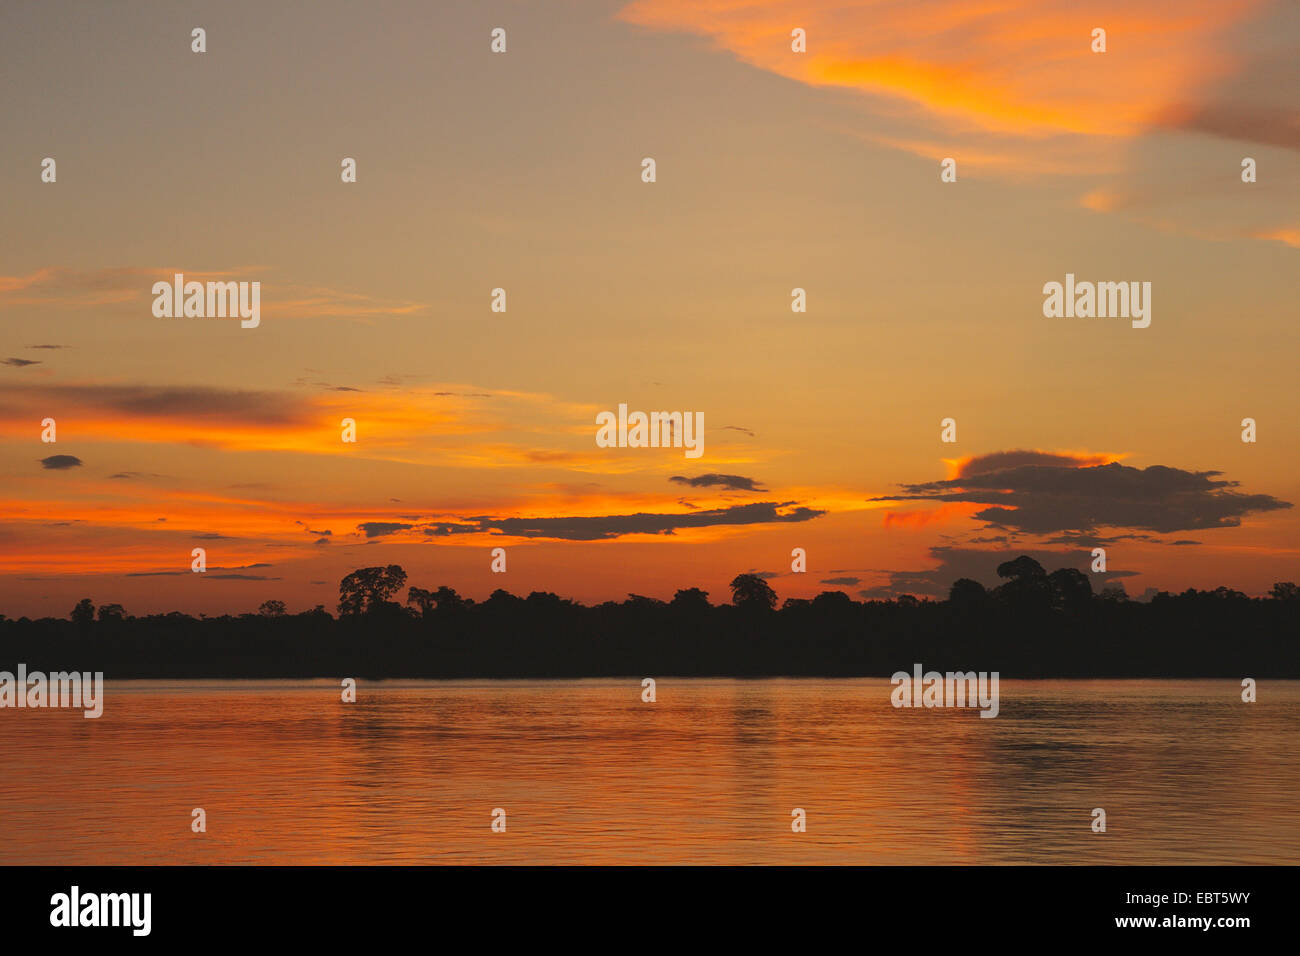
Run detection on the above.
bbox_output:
[97,603,126,622]
[433,586,467,613]
[70,598,95,626]
[671,587,711,612]
[996,556,1046,581]
[407,586,436,618]
[949,578,988,609]
[730,574,777,611]
[338,565,407,616]
[1047,568,1093,613]
[995,556,1051,610]
[1099,583,1129,602]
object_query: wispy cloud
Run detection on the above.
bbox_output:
[0,381,589,462]
[619,0,1271,142]
[0,266,426,319]
[353,500,827,541]
[618,0,1298,246]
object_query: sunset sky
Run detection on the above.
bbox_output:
[2,0,1297,617]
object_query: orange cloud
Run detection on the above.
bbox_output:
[882,502,982,529]
[0,382,591,463]
[1249,228,1300,249]
[0,474,842,572]
[619,0,1265,140]
[0,268,57,293]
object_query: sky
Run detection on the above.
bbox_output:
[1,0,1297,617]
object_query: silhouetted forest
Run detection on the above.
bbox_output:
[2,557,1297,678]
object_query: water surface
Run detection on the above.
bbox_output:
[2,678,1296,864]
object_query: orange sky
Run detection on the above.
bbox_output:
[1,0,1297,615]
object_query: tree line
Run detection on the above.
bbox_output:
[2,556,1297,678]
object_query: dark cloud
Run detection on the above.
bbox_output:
[669,473,767,492]
[820,576,861,586]
[1157,102,1300,150]
[108,471,167,480]
[954,449,1112,477]
[126,562,272,578]
[419,501,825,541]
[873,460,1290,535]
[357,522,415,538]
[28,344,68,350]
[293,378,363,392]
[1150,33,1300,156]
[40,455,82,470]
[1042,530,1154,547]
[863,545,1140,600]
[719,425,755,438]
[3,358,40,367]
[293,376,330,389]
[2,384,308,425]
